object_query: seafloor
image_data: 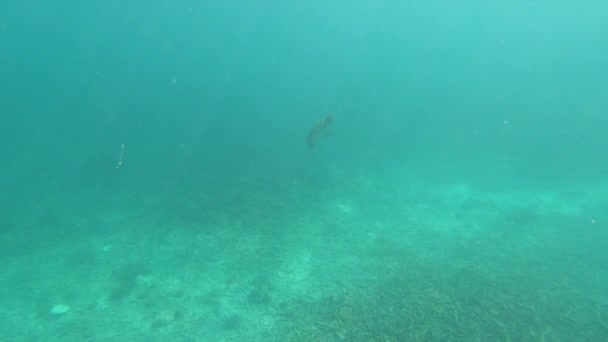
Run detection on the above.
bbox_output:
[1,166,606,341]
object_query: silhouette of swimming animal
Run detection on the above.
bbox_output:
[307,115,333,148]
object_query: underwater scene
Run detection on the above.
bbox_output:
[1,2,607,341]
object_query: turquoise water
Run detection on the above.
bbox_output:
[1,2,607,341]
